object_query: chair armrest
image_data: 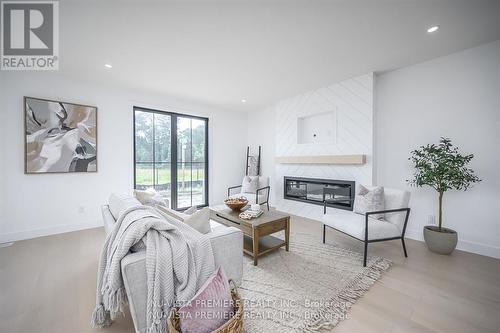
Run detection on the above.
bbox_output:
[227,185,242,197]
[365,207,411,216]
[365,208,411,240]
[256,186,270,204]
[207,226,243,285]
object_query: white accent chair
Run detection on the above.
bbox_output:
[322,187,411,266]
[228,176,271,210]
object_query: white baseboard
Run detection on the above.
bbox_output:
[405,228,500,259]
[404,228,425,243]
[279,205,500,259]
[2,218,498,259]
[0,220,103,245]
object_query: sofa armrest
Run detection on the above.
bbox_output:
[120,226,243,333]
[101,205,116,235]
[207,226,243,285]
[121,251,147,333]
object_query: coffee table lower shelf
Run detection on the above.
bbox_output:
[209,205,290,265]
[243,235,286,258]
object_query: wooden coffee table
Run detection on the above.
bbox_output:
[209,205,290,266]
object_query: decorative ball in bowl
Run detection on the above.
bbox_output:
[224,197,249,211]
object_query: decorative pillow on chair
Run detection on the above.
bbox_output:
[241,176,258,194]
[177,266,234,333]
[353,185,385,220]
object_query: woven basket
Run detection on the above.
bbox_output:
[168,280,243,333]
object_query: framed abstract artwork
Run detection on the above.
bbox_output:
[24,97,98,174]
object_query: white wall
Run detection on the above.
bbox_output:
[246,106,276,204]
[376,40,500,258]
[0,72,247,243]
[0,83,5,228]
[248,74,374,221]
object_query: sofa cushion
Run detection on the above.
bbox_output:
[383,188,411,229]
[209,219,225,231]
[133,188,168,207]
[157,205,185,221]
[184,206,197,215]
[156,206,211,234]
[101,205,116,234]
[178,266,233,333]
[183,208,212,234]
[108,193,141,220]
[322,209,401,241]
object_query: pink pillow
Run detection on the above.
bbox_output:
[178,266,234,333]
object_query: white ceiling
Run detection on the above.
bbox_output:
[60,0,500,111]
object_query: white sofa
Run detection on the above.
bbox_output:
[101,193,243,333]
[228,176,271,209]
[322,187,411,266]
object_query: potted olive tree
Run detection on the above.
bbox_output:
[408,138,480,255]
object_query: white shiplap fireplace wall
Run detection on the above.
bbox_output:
[274,73,374,220]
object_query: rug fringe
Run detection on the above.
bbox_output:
[298,257,392,332]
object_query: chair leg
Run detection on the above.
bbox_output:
[401,238,408,258]
[322,225,326,244]
[363,241,368,267]
[266,202,270,211]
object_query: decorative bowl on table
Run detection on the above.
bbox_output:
[224,197,249,211]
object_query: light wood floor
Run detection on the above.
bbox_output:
[1,215,499,333]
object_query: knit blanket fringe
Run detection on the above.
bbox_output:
[91,304,112,328]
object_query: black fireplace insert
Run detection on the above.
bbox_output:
[284,176,355,211]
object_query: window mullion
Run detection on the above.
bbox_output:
[152,113,156,189]
[171,114,178,209]
[190,119,193,207]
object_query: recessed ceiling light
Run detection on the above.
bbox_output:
[104,64,113,68]
[241,99,247,103]
[427,26,439,33]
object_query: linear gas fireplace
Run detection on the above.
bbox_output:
[284,176,355,211]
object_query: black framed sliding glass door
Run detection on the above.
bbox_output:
[133,106,208,210]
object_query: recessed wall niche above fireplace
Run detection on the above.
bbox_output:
[284,177,355,211]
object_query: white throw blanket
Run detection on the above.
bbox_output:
[91,206,215,333]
